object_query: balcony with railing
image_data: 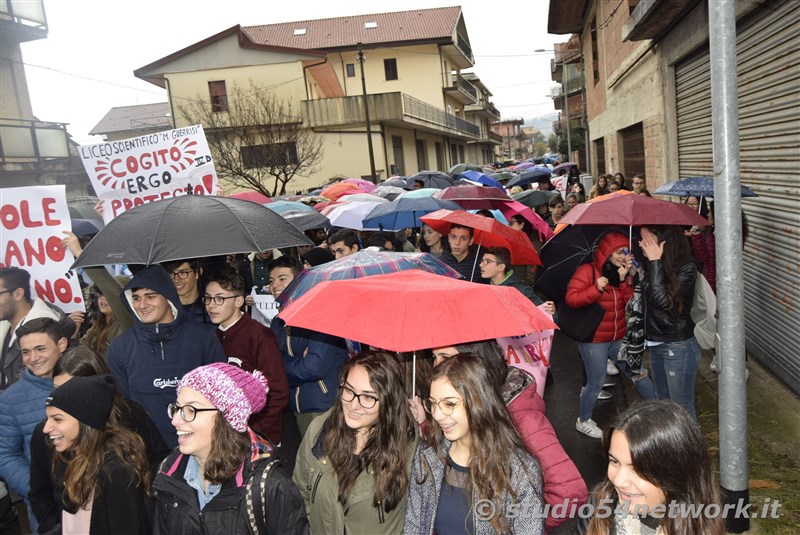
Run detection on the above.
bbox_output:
[445,73,478,105]
[302,92,480,139]
[552,112,584,134]
[0,0,48,42]
[464,99,501,121]
[0,118,70,163]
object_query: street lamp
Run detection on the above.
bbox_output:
[536,48,571,160]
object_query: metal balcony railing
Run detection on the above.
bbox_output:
[0,117,70,162]
[456,32,473,63]
[402,94,480,136]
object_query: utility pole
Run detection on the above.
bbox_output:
[356,43,377,182]
[537,48,571,161]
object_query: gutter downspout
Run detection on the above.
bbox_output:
[164,77,176,129]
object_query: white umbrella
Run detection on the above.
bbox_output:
[326,201,386,230]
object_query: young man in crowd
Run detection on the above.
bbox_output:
[0,318,66,532]
[204,271,289,445]
[161,258,212,326]
[327,229,361,259]
[268,257,348,438]
[0,267,75,391]
[632,174,651,196]
[440,224,487,283]
[479,247,556,315]
[106,265,226,447]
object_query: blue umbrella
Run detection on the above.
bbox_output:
[506,168,552,188]
[265,200,318,214]
[653,176,758,198]
[461,170,504,190]
[362,196,462,230]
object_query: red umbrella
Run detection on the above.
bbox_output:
[558,192,709,227]
[432,185,512,210]
[229,190,271,204]
[420,209,541,265]
[278,270,557,353]
[497,200,554,242]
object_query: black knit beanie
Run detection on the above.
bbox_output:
[46,375,115,430]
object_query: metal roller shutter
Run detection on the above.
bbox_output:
[674,0,800,393]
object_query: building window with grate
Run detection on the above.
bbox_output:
[594,137,606,175]
[619,123,645,178]
[346,63,355,77]
[241,143,298,168]
[384,58,398,81]
[208,81,229,112]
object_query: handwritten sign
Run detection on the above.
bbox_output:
[496,309,555,397]
[0,186,84,313]
[79,125,219,222]
[250,288,280,327]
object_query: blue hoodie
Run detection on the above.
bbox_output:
[107,266,226,448]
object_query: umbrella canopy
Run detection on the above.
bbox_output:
[496,201,554,242]
[534,224,635,302]
[71,218,104,237]
[512,189,559,209]
[299,195,328,205]
[379,177,409,188]
[405,171,455,190]
[326,201,386,230]
[433,185,512,210]
[265,200,317,214]
[229,190,271,204]
[279,270,558,352]
[460,170,504,189]
[513,161,536,171]
[372,185,407,201]
[72,195,311,268]
[321,182,361,201]
[652,176,758,198]
[341,178,377,193]
[489,171,516,183]
[281,209,331,231]
[551,162,578,175]
[448,163,483,175]
[276,250,462,309]
[506,168,553,189]
[362,196,462,231]
[400,188,439,199]
[67,204,100,220]
[559,192,709,227]
[420,209,541,265]
[337,193,388,204]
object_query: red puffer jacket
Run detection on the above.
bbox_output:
[565,233,633,343]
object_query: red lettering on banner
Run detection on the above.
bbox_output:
[35,277,80,305]
[506,345,522,365]
[2,236,67,268]
[0,198,61,230]
[523,343,548,365]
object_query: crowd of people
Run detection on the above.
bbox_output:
[0,169,729,535]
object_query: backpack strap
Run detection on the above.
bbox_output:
[247,458,280,534]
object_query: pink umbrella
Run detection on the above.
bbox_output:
[341,178,377,193]
[498,200,554,242]
[229,190,271,204]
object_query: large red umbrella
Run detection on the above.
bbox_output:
[558,191,708,227]
[432,185,512,210]
[229,190,271,204]
[420,209,541,265]
[278,270,557,353]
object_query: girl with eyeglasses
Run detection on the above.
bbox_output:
[293,350,418,534]
[405,354,545,535]
[153,363,307,534]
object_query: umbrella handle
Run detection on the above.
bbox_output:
[412,350,416,396]
[470,234,484,282]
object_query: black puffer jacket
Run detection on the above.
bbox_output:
[642,258,698,342]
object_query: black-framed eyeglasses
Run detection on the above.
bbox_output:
[479,258,499,265]
[339,385,379,409]
[0,290,11,296]
[423,398,463,416]
[167,402,219,422]
[170,269,195,280]
[202,295,241,306]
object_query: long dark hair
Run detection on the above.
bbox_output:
[423,354,536,533]
[323,351,416,512]
[645,225,694,317]
[204,414,250,484]
[587,400,722,535]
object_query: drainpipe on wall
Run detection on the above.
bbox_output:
[302,58,328,100]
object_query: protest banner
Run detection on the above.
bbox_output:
[0,186,84,313]
[497,310,555,397]
[250,288,280,327]
[78,125,219,222]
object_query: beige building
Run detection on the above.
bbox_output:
[133,7,502,193]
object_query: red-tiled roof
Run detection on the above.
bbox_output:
[242,6,462,50]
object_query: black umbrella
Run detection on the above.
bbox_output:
[281,209,331,231]
[71,218,104,237]
[506,169,552,189]
[534,224,636,302]
[72,195,312,268]
[512,189,558,209]
[405,171,454,190]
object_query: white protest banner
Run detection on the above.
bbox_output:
[250,288,280,327]
[0,186,85,313]
[78,125,219,222]
[496,311,555,398]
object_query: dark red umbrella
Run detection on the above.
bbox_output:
[278,269,557,353]
[229,190,271,204]
[432,185,512,210]
[420,209,541,265]
[558,191,709,227]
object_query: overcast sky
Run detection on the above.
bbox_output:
[21,0,569,144]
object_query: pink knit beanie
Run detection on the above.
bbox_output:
[178,363,269,432]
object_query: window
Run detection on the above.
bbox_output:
[590,17,599,85]
[594,137,606,175]
[435,142,444,170]
[208,81,228,112]
[416,140,427,170]
[392,136,405,175]
[620,123,645,178]
[346,63,356,77]
[241,143,298,169]
[384,58,398,81]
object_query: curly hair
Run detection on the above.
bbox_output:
[323,350,416,512]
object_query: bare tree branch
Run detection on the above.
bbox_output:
[179,81,324,196]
